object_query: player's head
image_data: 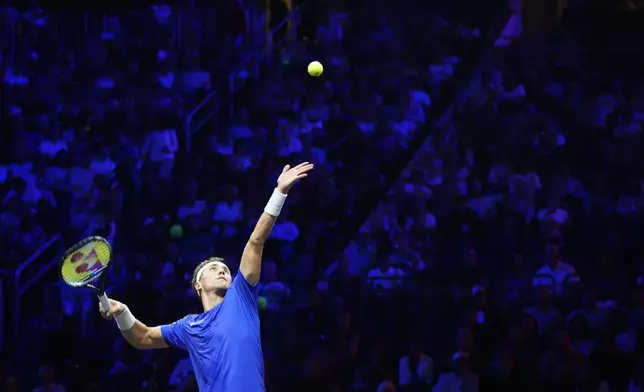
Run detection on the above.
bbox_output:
[192,257,232,299]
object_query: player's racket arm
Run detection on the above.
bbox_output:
[121,323,169,350]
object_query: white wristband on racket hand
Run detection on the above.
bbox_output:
[264,188,287,217]
[115,307,137,331]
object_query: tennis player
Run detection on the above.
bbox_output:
[99,162,314,391]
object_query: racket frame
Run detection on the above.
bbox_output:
[60,236,113,311]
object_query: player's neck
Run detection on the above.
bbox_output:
[201,292,225,312]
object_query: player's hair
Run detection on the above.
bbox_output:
[191,257,226,298]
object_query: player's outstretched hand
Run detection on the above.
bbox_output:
[99,298,127,320]
[276,162,314,194]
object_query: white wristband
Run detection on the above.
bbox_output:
[264,188,287,217]
[115,307,137,331]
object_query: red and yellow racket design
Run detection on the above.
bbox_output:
[60,236,113,310]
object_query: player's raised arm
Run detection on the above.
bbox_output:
[240,162,314,285]
[101,298,169,350]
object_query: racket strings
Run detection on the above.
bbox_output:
[61,240,112,286]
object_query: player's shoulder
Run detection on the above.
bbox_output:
[174,312,203,327]
[184,312,218,329]
[233,271,257,288]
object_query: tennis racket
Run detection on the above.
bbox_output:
[60,236,113,311]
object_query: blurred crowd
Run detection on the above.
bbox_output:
[24,2,644,392]
[0,4,234,265]
[1,1,489,391]
[331,22,644,392]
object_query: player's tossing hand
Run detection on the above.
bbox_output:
[99,298,128,320]
[276,162,314,194]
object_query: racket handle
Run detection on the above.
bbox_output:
[98,293,111,311]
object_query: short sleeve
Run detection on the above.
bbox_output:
[230,273,258,308]
[161,316,190,350]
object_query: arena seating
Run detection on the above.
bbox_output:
[332,11,644,392]
[14,2,644,392]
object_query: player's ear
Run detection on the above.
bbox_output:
[194,282,201,296]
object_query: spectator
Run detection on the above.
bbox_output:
[38,123,68,159]
[90,146,116,178]
[268,209,299,243]
[68,152,97,200]
[565,311,595,356]
[354,339,395,391]
[432,352,478,392]
[540,331,585,391]
[257,261,291,311]
[167,355,193,390]
[483,347,519,391]
[212,185,244,238]
[178,55,211,94]
[398,336,433,390]
[33,364,66,392]
[367,246,405,292]
[295,288,332,336]
[141,124,179,181]
[532,243,580,296]
[524,286,561,336]
[177,182,206,222]
[500,253,531,305]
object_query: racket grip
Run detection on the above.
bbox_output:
[98,293,111,311]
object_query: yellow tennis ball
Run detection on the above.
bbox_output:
[308,61,323,77]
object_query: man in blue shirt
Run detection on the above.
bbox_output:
[100,162,314,392]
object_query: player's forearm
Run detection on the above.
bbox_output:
[240,189,287,284]
[249,187,287,244]
[241,215,275,285]
[249,212,278,245]
[115,307,167,350]
[121,320,152,349]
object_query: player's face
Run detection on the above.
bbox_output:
[199,261,232,294]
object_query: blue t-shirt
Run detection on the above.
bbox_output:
[161,273,265,392]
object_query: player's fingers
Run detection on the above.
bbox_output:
[282,165,290,173]
[98,303,112,319]
[298,164,314,173]
[295,173,308,180]
[293,162,310,170]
